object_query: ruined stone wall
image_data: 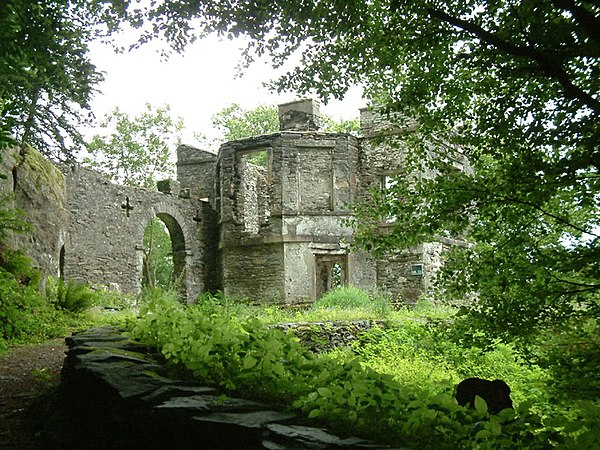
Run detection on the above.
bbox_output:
[358,110,409,203]
[217,126,378,304]
[176,145,217,200]
[359,107,418,138]
[278,132,362,303]
[0,146,69,281]
[221,244,285,302]
[358,107,469,303]
[217,134,282,301]
[376,245,428,304]
[62,165,218,301]
[0,101,466,307]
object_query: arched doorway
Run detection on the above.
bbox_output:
[141,213,187,294]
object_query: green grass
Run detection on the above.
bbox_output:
[193,287,456,324]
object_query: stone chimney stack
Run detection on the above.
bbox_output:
[278,99,321,131]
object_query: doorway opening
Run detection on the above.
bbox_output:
[315,254,348,299]
[59,245,65,280]
[142,214,186,291]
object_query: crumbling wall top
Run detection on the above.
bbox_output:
[177,144,217,166]
[278,99,321,131]
[359,106,417,138]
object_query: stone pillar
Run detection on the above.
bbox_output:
[278,99,321,131]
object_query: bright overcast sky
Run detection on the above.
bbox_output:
[86,33,365,148]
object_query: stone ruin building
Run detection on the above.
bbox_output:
[1,99,467,305]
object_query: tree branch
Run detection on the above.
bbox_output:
[551,0,600,44]
[426,7,600,114]
[432,185,597,237]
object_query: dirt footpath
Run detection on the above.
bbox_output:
[0,338,67,449]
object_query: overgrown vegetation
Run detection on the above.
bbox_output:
[0,248,67,350]
[0,246,134,352]
[194,287,445,324]
[130,289,600,449]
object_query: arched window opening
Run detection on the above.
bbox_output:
[141,213,187,294]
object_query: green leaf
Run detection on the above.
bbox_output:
[243,355,257,369]
[563,421,585,433]
[475,429,490,440]
[317,387,333,398]
[489,420,502,435]
[474,396,488,416]
[308,409,321,419]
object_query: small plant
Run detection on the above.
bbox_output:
[315,286,372,309]
[46,277,94,313]
[32,367,53,387]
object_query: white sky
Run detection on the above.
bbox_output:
[86,33,365,149]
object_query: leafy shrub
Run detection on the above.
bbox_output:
[0,248,64,343]
[91,289,131,309]
[129,293,600,448]
[350,322,549,404]
[0,271,69,343]
[0,247,41,286]
[535,317,600,402]
[140,285,181,306]
[86,285,134,309]
[0,249,135,349]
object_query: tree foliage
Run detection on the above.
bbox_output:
[211,103,280,142]
[83,104,182,188]
[142,218,173,290]
[0,0,125,160]
[209,102,360,143]
[118,1,599,344]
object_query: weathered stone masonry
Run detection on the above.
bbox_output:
[1,99,467,304]
[62,165,218,301]
[212,130,374,304]
[0,146,219,302]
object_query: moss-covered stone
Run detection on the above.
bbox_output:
[19,145,66,206]
[6,145,68,279]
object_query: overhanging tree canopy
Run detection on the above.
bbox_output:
[0,0,123,160]
[122,0,599,340]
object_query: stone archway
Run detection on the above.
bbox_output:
[156,212,186,290]
[136,202,193,300]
